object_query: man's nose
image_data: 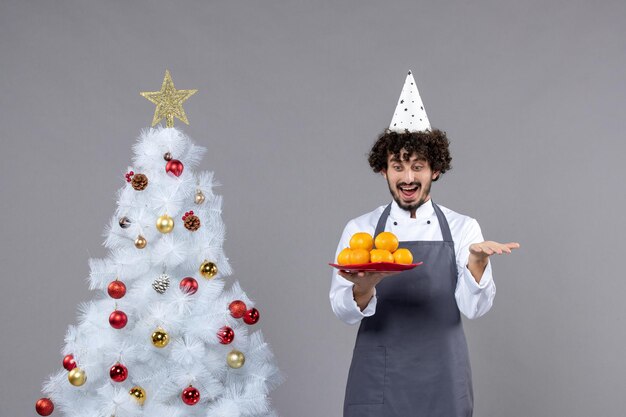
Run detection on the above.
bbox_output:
[403,170,415,183]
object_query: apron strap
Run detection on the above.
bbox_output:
[374,204,392,237]
[373,201,453,243]
[432,203,453,242]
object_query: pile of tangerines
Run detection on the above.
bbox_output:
[337,232,413,265]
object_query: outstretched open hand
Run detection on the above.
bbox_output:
[469,241,520,259]
[466,241,519,283]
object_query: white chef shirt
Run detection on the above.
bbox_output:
[329,198,495,325]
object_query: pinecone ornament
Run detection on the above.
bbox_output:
[183,211,201,231]
[152,274,170,294]
[126,171,148,191]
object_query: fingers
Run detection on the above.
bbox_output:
[471,241,520,257]
[338,271,359,285]
[470,243,494,255]
[484,245,498,255]
[487,242,506,255]
[338,270,397,282]
[469,243,483,254]
[338,270,354,279]
[494,242,520,253]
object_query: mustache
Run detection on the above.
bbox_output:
[396,182,421,187]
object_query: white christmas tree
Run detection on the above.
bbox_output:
[35,72,282,417]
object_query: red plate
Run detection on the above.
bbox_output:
[329,261,423,272]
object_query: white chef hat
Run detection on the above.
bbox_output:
[389,70,431,133]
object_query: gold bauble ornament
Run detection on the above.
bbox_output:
[194,190,205,204]
[68,367,87,386]
[156,214,174,233]
[151,327,170,348]
[129,386,146,405]
[199,260,218,279]
[226,349,245,369]
[135,235,147,249]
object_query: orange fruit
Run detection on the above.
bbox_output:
[393,248,413,264]
[375,232,399,252]
[350,232,374,251]
[370,249,394,263]
[349,248,370,264]
[337,248,352,265]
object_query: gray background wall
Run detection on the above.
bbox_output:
[1,0,625,416]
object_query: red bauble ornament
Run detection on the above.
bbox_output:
[165,159,184,177]
[182,385,200,405]
[217,326,235,344]
[229,300,247,319]
[62,354,77,371]
[109,310,128,329]
[243,308,260,325]
[179,277,198,295]
[35,398,54,416]
[109,363,128,382]
[107,280,126,299]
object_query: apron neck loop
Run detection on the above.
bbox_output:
[374,202,453,242]
[374,204,392,237]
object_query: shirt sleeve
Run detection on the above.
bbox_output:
[454,218,496,319]
[329,221,377,325]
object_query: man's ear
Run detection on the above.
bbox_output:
[381,168,387,180]
[432,171,440,181]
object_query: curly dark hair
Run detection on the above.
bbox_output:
[368,128,452,181]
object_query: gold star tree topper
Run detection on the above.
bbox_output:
[141,70,197,127]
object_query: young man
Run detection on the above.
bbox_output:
[329,71,519,417]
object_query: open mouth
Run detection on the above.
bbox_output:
[398,184,420,199]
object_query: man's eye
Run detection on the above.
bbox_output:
[413,166,422,171]
[393,165,402,171]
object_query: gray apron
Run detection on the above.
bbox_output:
[343,202,473,417]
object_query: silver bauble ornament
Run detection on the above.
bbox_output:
[119,217,131,229]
